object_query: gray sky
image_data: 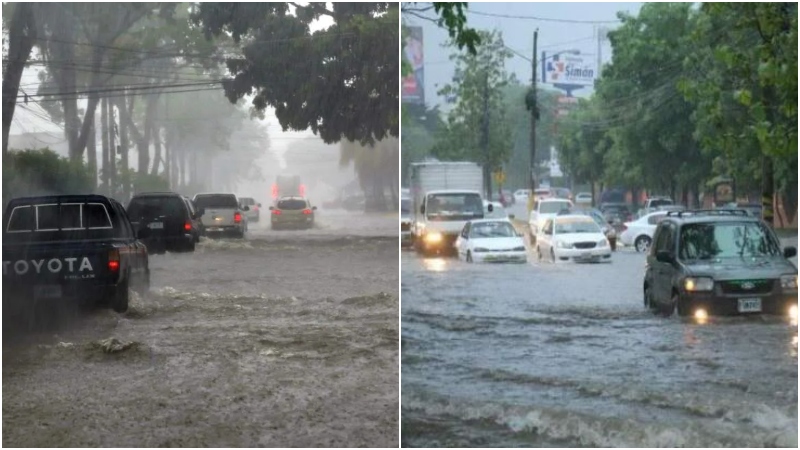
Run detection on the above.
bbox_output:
[403,2,643,107]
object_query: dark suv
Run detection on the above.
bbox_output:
[127,192,202,254]
[644,209,797,318]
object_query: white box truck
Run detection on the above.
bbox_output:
[410,161,489,255]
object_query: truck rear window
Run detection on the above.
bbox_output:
[6,203,112,233]
[277,199,308,210]
[127,197,187,220]
[195,195,238,209]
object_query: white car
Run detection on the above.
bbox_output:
[513,189,530,204]
[619,211,668,252]
[575,192,592,204]
[483,200,508,219]
[455,219,527,263]
[528,198,573,242]
[535,215,612,263]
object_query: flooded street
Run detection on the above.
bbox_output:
[401,205,798,448]
[3,209,399,447]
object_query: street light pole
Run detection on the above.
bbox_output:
[529,29,538,196]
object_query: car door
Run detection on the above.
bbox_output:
[651,221,677,304]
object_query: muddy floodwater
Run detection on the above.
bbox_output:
[401,204,797,448]
[3,209,399,447]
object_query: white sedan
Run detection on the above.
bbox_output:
[455,219,527,263]
[513,189,530,204]
[535,215,612,263]
[619,211,668,252]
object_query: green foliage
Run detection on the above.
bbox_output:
[431,3,481,55]
[432,30,513,172]
[3,148,94,206]
[401,103,445,184]
[193,3,399,145]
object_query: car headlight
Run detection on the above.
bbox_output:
[780,274,798,291]
[557,241,573,249]
[684,277,714,292]
[512,246,525,251]
[598,239,608,247]
[424,232,443,243]
[473,247,489,253]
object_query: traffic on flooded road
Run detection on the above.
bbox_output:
[402,222,797,447]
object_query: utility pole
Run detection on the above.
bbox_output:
[481,70,492,199]
[529,29,538,196]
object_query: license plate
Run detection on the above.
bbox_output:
[738,298,762,313]
[148,222,164,229]
[34,285,62,299]
[207,227,221,232]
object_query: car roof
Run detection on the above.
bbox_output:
[662,209,760,224]
[554,214,595,222]
[468,218,514,225]
[6,194,110,206]
[426,189,482,195]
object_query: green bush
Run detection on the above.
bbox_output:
[3,148,94,208]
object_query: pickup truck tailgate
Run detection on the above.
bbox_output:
[201,208,238,227]
[3,242,115,294]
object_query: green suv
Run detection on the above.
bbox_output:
[643,209,797,318]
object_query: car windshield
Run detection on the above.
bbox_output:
[540,201,571,214]
[470,221,517,238]
[127,197,185,219]
[679,222,781,260]
[649,199,672,208]
[195,194,238,209]
[427,193,483,220]
[401,199,410,214]
[277,199,308,210]
[555,218,600,234]
[574,210,605,227]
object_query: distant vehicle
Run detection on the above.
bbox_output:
[2,194,150,313]
[513,189,530,204]
[127,192,199,253]
[193,193,248,239]
[270,196,316,230]
[535,215,612,263]
[552,187,573,202]
[238,197,262,223]
[455,219,527,263]
[644,209,797,318]
[410,161,486,256]
[575,192,593,204]
[619,210,669,252]
[528,198,573,245]
[182,196,204,243]
[533,188,553,201]
[600,202,633,228]
[272,175,304,200]
[401,198,412,247]
[568,207,617,251]
[643,196,673,210]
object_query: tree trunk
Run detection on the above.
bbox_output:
[151,124,162,176]
[108,101,117,198]
[2,3,37,157]
[139,96,157,175]
[117,96,130,202]
[164,138,171,189]
[590,178,596,207]
[761,155,775,228]
[87,117,97,190]
[179,148,186,189]
[101,97,110,195]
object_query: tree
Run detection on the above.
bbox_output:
[192,2,398,145]
[401,3,481,56]
[2,3,38,157]
[401,102,444,185]
[432,29,514,198]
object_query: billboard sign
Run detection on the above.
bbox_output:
[402,26,424,104]
[542,52,596,87]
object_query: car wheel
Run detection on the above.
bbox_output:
[610,238,617,252]
[186,240,196,252]
[550,248,556,262]
[635,235,652,253]
[111,278,130,313]
[466,251,473,263]
[657,291,677,317]
[644,285,653,310]
[675,292,690,317]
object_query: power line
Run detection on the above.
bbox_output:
[465,9,621,24]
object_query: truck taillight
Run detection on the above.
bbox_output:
[272,210,281,215]
[302,209,312,215]
[108,249,120,272]
[184,222,192,231]
[234,212,242,223]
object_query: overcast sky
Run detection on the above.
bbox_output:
[403,2,643,108]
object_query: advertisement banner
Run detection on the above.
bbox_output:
[543,52,596,87]
[402,26,424,104]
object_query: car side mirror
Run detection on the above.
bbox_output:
[784,246,797,259]
[656,251,673,263]
[487,204,494,213]
[269,206,274,210]
[198,208,205,216]
[243,206,250,212]
[312,206,317,211]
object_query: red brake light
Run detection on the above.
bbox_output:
[108,249,120,272]
[234,212,242,223]
[184,222,192,231]
[272,209,281,215]
[302,208,312,215]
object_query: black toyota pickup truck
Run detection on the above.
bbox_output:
[2,194,150,313]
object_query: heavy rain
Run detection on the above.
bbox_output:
[401,2,797,448]
[2,3,399,447]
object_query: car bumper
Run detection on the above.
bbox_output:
[203,225,243,236]
[473,251,527,263]
[141,234,193,250]
[3,282,122,305]
[682,291,798,316]
[554,247,612,261]
[272,217,314,227]
[417,232,458,252]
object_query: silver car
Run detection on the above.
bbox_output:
[238,196,262,223]
[193,193,249,239]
